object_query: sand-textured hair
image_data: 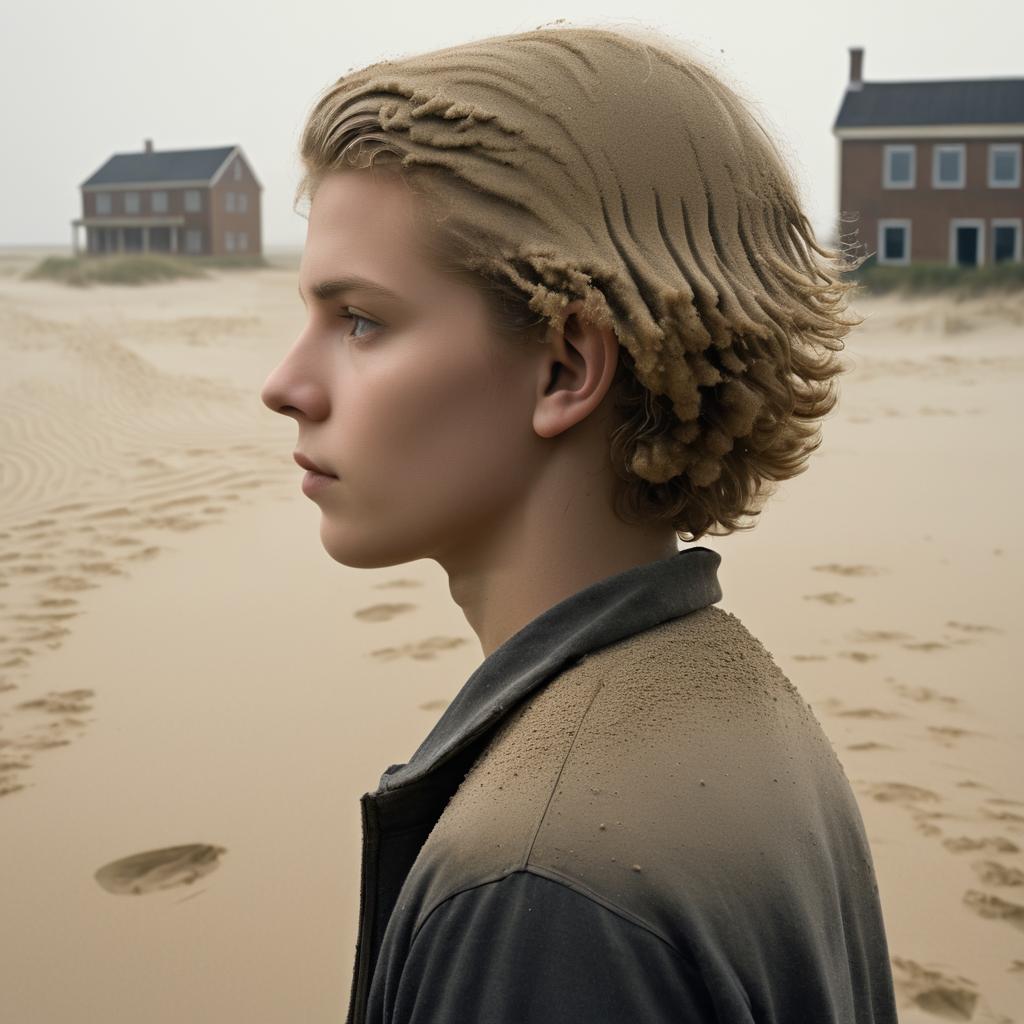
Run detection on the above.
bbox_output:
[294,22,862,542]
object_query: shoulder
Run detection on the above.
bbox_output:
[413,604,839,910]
[404,605,892,1022]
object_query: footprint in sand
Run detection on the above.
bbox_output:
[889,681,960,707]
[864,782,942,805]
[901,640,949,652]
[354,602,417,623]
[836,650,878,663]
[946,620,1003,635]
[860,782,950,837]
[802,592,855,605]
[926,725,981,749]
[811,563,886,577]
[0,755,32,797]
[981,806,1024,828]
[791,654,828,662]
[890,955,978,1021]
[963,890,1024,932]
[836,707,904,720]
[372,578,423,590]
[849,628,914,643]
[369,636,470,662]
[94,844,227,895]
[15,688,94,715]
[943,835,1020,855]
[419,699,450,712]
[971,861,1024,886]
[846,741,896,752]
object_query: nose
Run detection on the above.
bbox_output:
[259,343,330,422]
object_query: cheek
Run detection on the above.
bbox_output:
[346,344,530,509]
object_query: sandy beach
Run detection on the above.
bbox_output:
[0,247,1021,1023]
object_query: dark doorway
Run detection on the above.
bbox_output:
[955,225,980,267]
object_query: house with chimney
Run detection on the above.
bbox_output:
[833,50,1023,267]
[72,140,262,258]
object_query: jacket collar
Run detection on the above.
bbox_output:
[376,545,723,794]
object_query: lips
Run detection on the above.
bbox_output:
[293,451,337,477]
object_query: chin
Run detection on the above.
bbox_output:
[318,518,426,571]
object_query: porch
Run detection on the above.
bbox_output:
[71,217,190,257]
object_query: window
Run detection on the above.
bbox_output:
[225,191,236,213]
[992,219,1022,263]
[124,191,140,214]
[933,145,965,188]
[151,190,168,213]
[225,231,236,252]
[883,145,915,188]
[988,144,1021,188]
[233,160,242,181]
[184,189,202,213]
[185,229,203,254]
[237,192,248,214]
[96,193,112,214]
[237,232,248,251]
[877,219,911,265]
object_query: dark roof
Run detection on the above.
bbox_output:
[81,146,237,187]
[834,78,1024,129]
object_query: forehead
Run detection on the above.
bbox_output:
[304,170,419,259]
[300,169,446,298]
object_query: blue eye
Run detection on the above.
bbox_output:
[339,308,380,340]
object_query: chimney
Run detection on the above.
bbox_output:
[848,47,864,91]
[143,138,153,153]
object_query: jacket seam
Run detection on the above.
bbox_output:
[407,866,698,969]
[522,670,609,866]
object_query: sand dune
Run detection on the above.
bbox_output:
[0,252,1022,1022]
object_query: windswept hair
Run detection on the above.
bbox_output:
[294,22,862,542]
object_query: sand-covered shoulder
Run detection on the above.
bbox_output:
[1,257,1021,1022]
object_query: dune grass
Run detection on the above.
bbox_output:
[23,252,270,287]
[849,259,1024,297]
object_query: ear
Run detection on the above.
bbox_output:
[532,299,620,440]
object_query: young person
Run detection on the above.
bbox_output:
[260,22,898,1024]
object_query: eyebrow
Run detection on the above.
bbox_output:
[298,275,401,307]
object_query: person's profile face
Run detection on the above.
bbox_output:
[259,169,542,570]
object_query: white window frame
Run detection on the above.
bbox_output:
[124,191,140,214]
[233,161,242,181]
[988,143,1021,188]
[932,144,965,189]
[184,189,202,213]
[949,219,986,267]
[237,231,248,251]
[991,218,1023,263]
[185,229,203,254]
[877,219,911,266]
[225,230,236,252]
[883,144,916,189]
[237,192,248,214]
[96,192,112,214]
[225,191,235,213]
[151,190,168,213]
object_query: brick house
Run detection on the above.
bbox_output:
[833,50,1023,267]
[72,140,262,258]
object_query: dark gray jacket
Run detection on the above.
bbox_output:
[345,546,898,1023]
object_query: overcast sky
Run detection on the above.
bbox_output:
[2,0,1020,249]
